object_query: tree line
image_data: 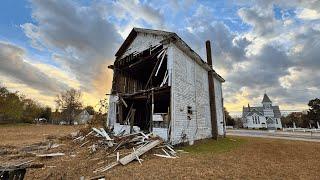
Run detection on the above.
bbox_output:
[281,98,320,128]
[0,86,51,124]
[0,85,107,125]
[224,108,242,128]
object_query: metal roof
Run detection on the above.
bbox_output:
[242,106,281,118]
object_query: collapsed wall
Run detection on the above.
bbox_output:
[107,43,171,141]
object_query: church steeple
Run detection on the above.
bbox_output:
[262,93,272,103]
[262,93,272,109]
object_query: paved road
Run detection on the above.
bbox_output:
[227,129,320,142]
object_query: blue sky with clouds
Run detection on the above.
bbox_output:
[0,0,319,112]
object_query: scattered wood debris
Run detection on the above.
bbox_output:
[119,140,161,165]
[70,127,179,173]
[1,126,181,179]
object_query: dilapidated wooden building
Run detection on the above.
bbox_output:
[107,28,225,145]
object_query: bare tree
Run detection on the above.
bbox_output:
[55,88,82,125]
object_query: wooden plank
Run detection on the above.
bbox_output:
[89,175,106,180]
[80,140,90,147]
[100,128,112,141]
[132,147,142,165]
[166,145,176,154]
[129,109,136,133]
[160,71,168,87]
[162,148,171,157]
[116,152,120,162]
[140,132,149,139]
[14,160,33,167]
[85,131,94,137]
[36,153,65,157]
[118,103,123,124]
[144,50,164,88]
[120,97,128,108]
[92,128,104,137]
[125,104,134,124]
[119,140,161,165]
[154,154,176,159]
[155,49,167,76]
[157,49,166,59]
[94,162,119,173]
[150,89,154,132]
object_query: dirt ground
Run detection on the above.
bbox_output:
[1,125,320,180]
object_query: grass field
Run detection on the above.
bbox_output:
[0,124,83,146]
[1,124,320,179]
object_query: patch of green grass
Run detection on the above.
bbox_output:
[180,137,246,154]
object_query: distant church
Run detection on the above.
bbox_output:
[242,94,282,129]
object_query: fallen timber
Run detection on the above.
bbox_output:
[70,127,180,173]
[1,126,182,179]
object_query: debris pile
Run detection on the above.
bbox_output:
[1,126,183,179]
[72,127,178,173]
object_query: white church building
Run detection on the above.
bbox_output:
[242,94,282,129]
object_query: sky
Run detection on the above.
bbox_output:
[0,0,320,114]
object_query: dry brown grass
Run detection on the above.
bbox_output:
[0,124,82,146]
[97,137,320,180]
[1,125,320,180]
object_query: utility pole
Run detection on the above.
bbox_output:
[206,40,218,140]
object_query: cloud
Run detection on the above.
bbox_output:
[0,41,69,95]
[180,5,252,73]
[114,0,164,27]
[177,2,320,112]
[106,0,166,38]
[21,0,122,99]
[0,76,57,107]
[1,0,319,113]
[228,45,292,89]
[293,28,320,69]
[168,0,195,10]
[18,0,168,108]
[238,7,279,37]
[296,8,320,20]
[29,62,81,89]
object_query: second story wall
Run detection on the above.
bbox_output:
[118,33,165,59]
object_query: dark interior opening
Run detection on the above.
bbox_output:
[111,45,171,131]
